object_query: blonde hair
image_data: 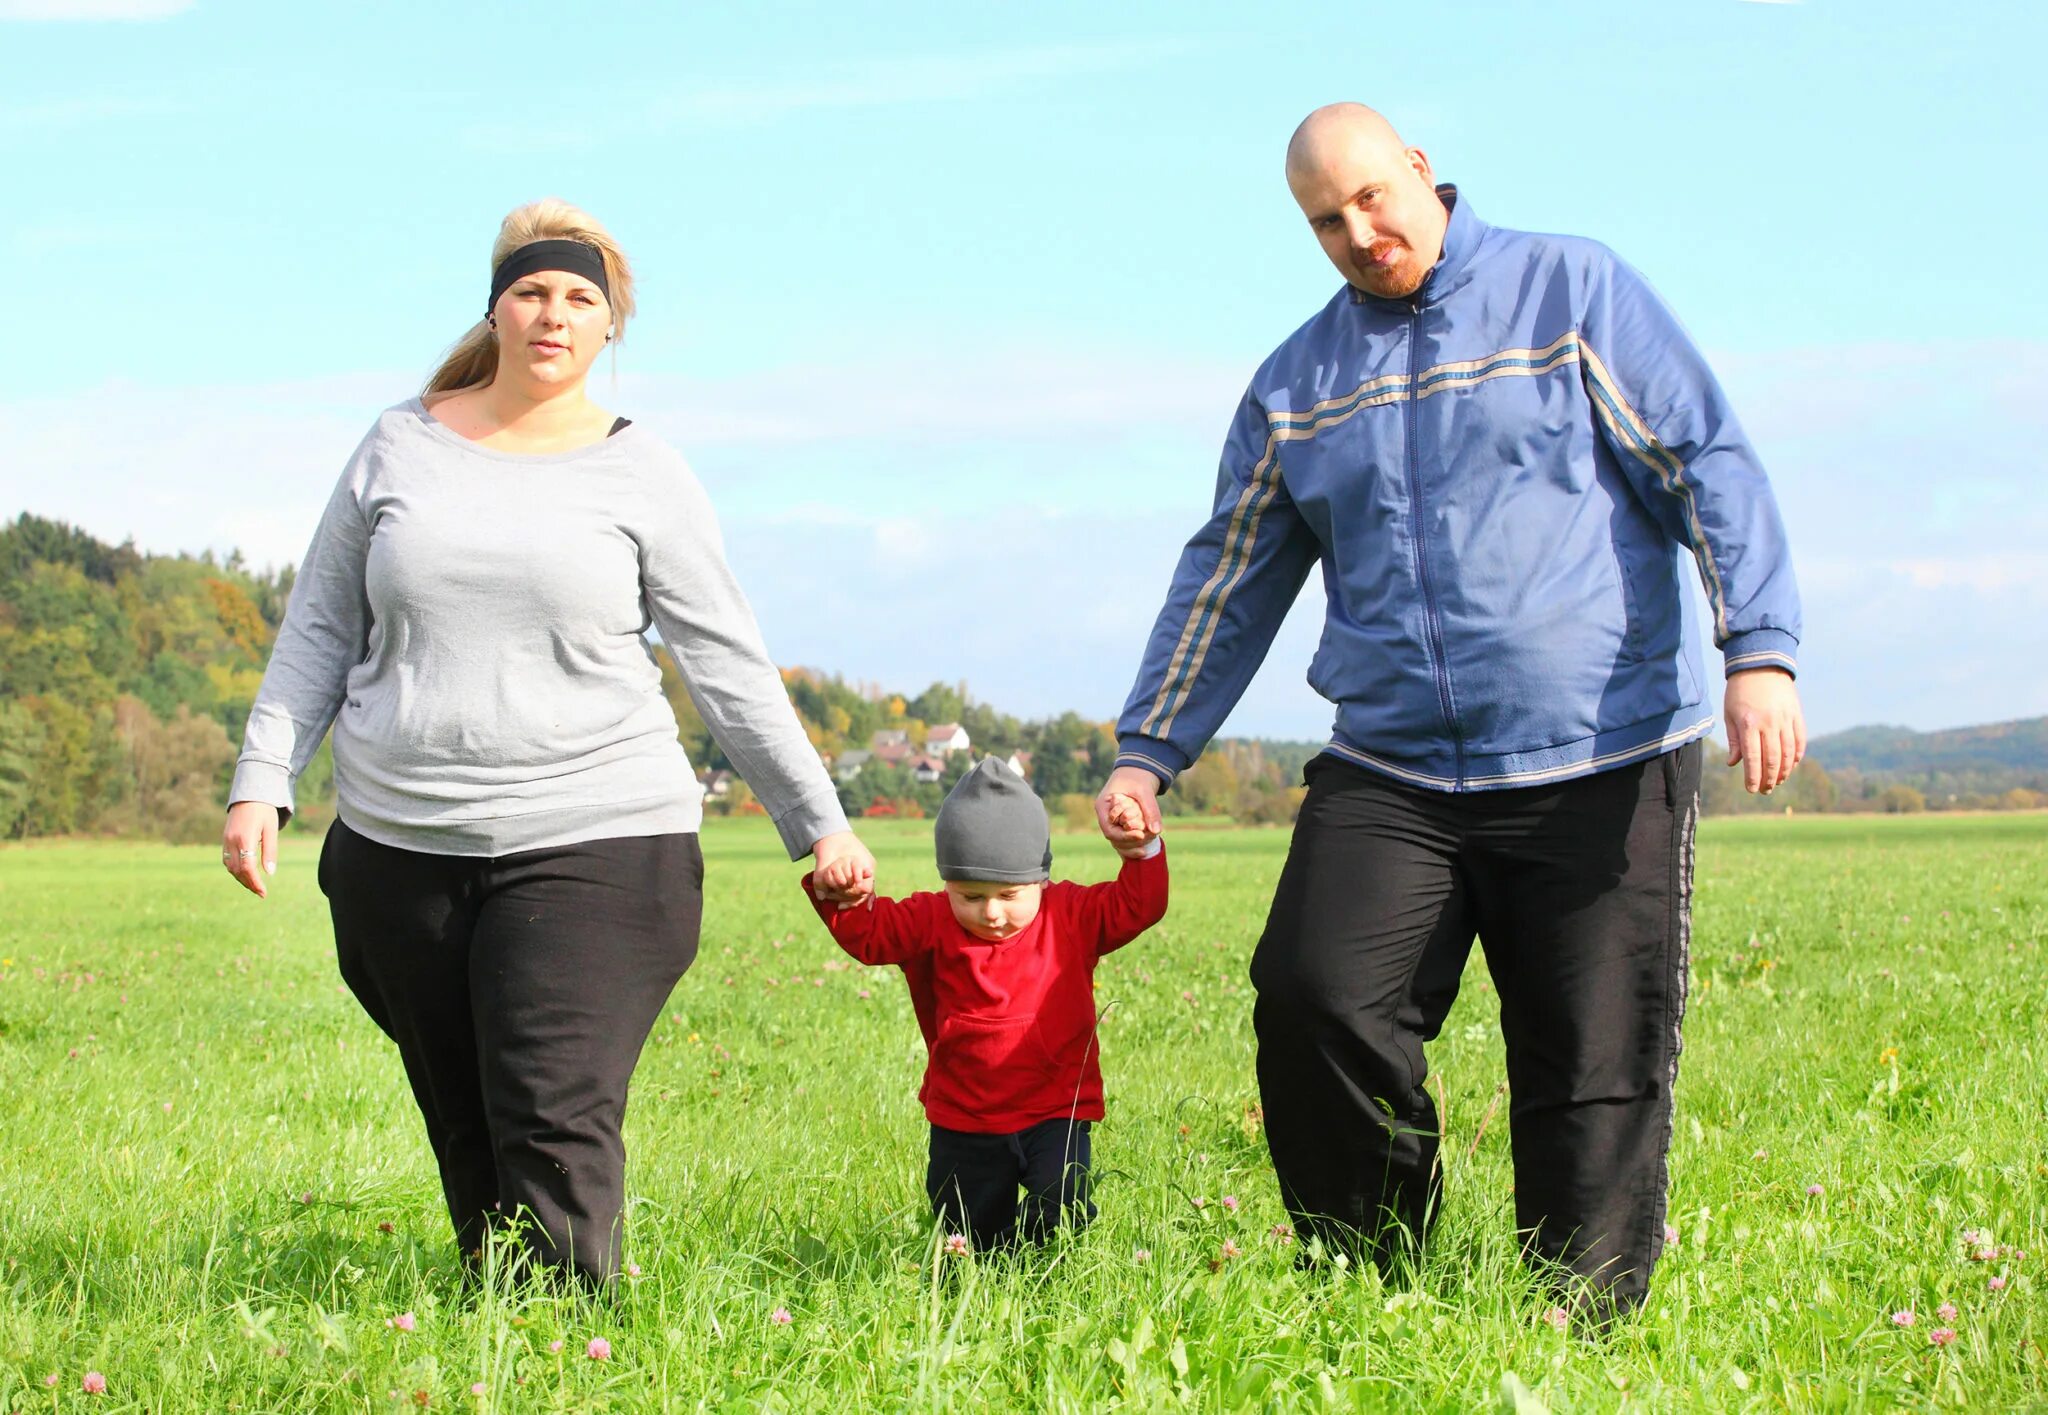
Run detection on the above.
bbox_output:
[424,198,638,395]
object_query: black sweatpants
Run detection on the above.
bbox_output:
[1250,743,1700,1315]
[319,818,702,1285]
[927,1118,1097,1250]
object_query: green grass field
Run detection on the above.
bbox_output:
[0,814,2042,1411]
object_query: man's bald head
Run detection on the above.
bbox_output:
[1284,103,1409,185]
[1285,103,1448,300]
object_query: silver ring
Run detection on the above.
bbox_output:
[236,849,256,859]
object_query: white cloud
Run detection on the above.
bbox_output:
[715,501,1331,734]
[0,0,191,18]
[0,350,1235,567]
[1715,341,2045,564]
[1889,555,2046,593]
[0,372,397,572]
[621,349,1238,449]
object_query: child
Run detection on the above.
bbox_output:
[804,758,1166,1250]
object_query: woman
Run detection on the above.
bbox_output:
[222,198,874,1286]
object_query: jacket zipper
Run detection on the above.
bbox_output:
[1403,299,1464,787]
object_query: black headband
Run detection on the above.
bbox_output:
[487,239,611,314]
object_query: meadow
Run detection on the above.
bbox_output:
[0,813,2041,1411]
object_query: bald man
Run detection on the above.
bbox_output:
[1097,104,1803,1318]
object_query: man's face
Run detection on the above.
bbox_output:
[1289,138,1447,300]
[943,879,1044,942]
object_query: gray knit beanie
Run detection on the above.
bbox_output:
[934,757,1053,883]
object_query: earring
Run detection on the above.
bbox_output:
[486,314,497,330]
[604,329,614,343]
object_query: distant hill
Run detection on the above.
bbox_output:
[1806,716,2048,778]
[1239,725,2048,817]
[1801,716,2048,806]
[1692,713,2048,813]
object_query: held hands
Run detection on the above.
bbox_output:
[1724,667,1806,795]
[1095,766,1164,859]
[1104,795,1159,859]
[811,829,877,909]
[222,801,280,898]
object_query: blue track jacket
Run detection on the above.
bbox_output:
[1117,187,1801,793]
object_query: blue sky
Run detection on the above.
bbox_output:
[3,0,2044,739]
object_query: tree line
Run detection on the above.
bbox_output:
[0,514,304,841]
[1698,755,2045,816]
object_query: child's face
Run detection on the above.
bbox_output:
[943,878,1045,941]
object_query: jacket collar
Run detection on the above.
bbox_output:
[1350,183,1483,308]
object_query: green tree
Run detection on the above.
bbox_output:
[908,681,967,728]
[108,695,236,843]
[1028,711,1097,799]
[0,513,142,586]
[1880,784,1927,814]
[1779,758,1838,813]
[0,699,45,839]
[1177,748,1242,816]
[839,760,919,817]
[656,656,718,768]
[15,696,126,836]
[0,561,135,696]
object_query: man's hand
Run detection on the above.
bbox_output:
[1095,766,1163,855]
[1103,792,1161,859]
[1724,668,1805,795]
[811,830,876,908]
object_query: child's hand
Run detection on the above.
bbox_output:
[1104,792,1160,859]
[812,853,875,908]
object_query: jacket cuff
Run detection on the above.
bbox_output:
[1114,736,1190,788]
[1721,628,1800,678]
[227,758,296,826]
[774,784,853,862]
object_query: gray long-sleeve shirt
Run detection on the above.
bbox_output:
[228,399,847,859]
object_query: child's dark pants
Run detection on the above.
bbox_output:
[927,1118,1097,1249]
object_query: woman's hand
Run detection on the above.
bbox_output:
[810,830,876,908]
[222,801,281,898]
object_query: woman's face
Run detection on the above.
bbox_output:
[492,269,611,388]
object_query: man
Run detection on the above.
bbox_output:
[1096,104,1803,1317]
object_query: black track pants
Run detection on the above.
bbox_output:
[927,1118,1097,1250]
[1250,744,1700,1314]
[319,818,703,1285]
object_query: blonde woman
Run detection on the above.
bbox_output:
[222,199,874,1286]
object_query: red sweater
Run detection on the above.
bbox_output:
[802,845,1168,1133]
